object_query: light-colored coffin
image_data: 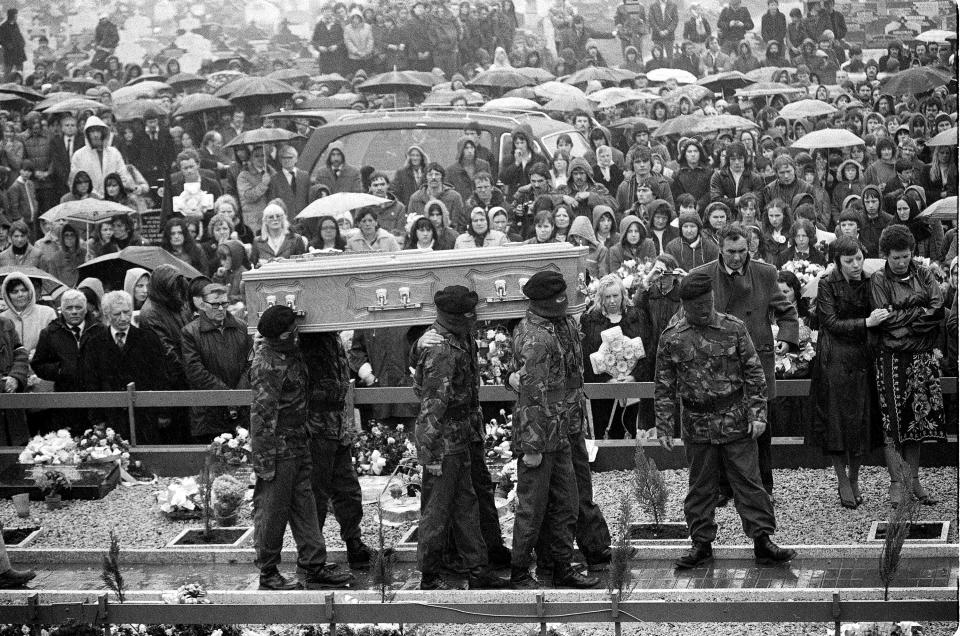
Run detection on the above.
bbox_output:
[241,243,588,332]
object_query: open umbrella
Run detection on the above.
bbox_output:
[0,93,28,107]
[313,73,351,91]
[111,81,173,104]
[918,196,958,221]
[564,66,634,86]
[646,68,696,84]
[224,77,297,102]
[166,73,207,91]
[503,86,537,100]
[653,114,757,138]
[125,74,167,86]
[664,84,715,105]
[0,266,68,300]
[223,127,303,149]
[925,126,957,147]
[296,193,390,219]
[778,99,838,119]
[173,93,233,117]
[586,87,635,103]
[294,96,351,109]
[0,83,43,101]
[792,129,863,149]
[113,99,170,122]
[744,66,795,82]
[608,115,660,131]
[357,70,434,94]
[77,246,204,288]
[40,199,134,225]
[533,81,585,101]
[267,68,312,85]
[515,67,555,83]
[481,97,540,111]
[881,66,952,95]
[697,71,755,92]
[421,89,485,106]
[59,77,102,92]
[467,69,536,92]
[735,82,806,98]
[916,29,956,43]
[207,70,247,91]
[33,92,80,110]
[40,98,110,115]
[541,95,593,113]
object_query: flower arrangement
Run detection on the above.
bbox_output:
[162,583,211,605]
[211,474,247,524]
[352,421,415,476]
[18,430,76,465]
[614,258,654,292]
[75,426,131,468]
[476,324,513,385]
[914,256,946,282]
[588,326,645,380]
[156,477,204,519]
[484,409,513,461]
[781,259,826,297]
[35,470,72,497]
[495,458,518,500]
[773,321,818,379]
[207,427,251,466]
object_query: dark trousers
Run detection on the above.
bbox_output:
[467,441,506,552]
[310,438,363,543]
[590,399,639,439]
[253,454,327,575]
[418,451,487,577]
[511,446,578,568]
[684,437,776,543]
[719,403,773,496]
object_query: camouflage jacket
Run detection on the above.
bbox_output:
[654,311,767,445]
[249,339,310,481]
[509,311,586,454]
[301,332,355,445]
[412,322,481,465]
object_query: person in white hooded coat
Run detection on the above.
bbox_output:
[68,116,132,197]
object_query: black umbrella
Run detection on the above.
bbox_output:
[77,246,204,290]
[882,66,954,95]
[357,70,434,94]
[0,266,68,300]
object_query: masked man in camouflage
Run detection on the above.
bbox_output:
[655,271,797,570]
[250,305,353,591]
[413,285,509,591]
[508,271,600,589]
[300,331,372,570]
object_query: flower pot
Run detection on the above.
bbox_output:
[44,495,62,510]
[215,513,239,527]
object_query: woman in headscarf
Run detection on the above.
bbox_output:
[454,206,509,249]
[392,145,428,208]
[890,195,943,260]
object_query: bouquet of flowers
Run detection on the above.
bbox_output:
[75,425,131,468]
[352,421,415,476]
[613,258,655,292]
[18,430,77,465]
[914,256,946,282]
[781,259,826,298]
[476,324,513,385]
[207,426,251,465]
[773,321,818,379]
[162,583,211,605]
[588,326,645,380]
[156,477,203,519]
[484,409,513,461]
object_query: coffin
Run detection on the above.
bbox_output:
[241,243,588,332]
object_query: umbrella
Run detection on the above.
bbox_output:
[33,92,78,110]
[0,266,68,299]
[313,73,351,90]
[744,66,795,82]
[294,96,351,109]
[542,95,594,113]
[881,66,952,95]
[40,199,134,225]
[926,126,958,147]
[595,91,649,110]
[77,246,205,287]
[0,93,28,106]
[515,67,555,83]
[0,83,43,101]
[735,82,806,98]
[114,99,170,122]
[166,73,207,90]
[267,68,312,85]
[608,115,660,131]
[422,89,485,106]
[111,81,173,104]
[645,68,696,84]
[586,87,635,103]
[533,81,585,101]
[918,196,958,221]
[207,70,247,90]
[481,97,540,111]
[125,74,167,86]
[792,129,864,149]
[224,77,297,102]
[564,66,634,86]
[653,114,757,138]
[778,99,838,119]
[916,29,956,43]
[223,127,303,149]
[174,93,234,117]
[664,84,715,105]
[467,69,536,92]
[358,70,434,94]
[697,71,755,92]
[296,193,390,219]
[40,98,110,115]
[59,77,102,92]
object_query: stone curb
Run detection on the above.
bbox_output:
[9,544,958,564]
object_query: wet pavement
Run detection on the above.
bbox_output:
[18,557,957,592]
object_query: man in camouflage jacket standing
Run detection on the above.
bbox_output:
[508,271,600,589]
[250,306,353,591]
[655,271,796,570]
[413,286,509,591]
[300,331,372,570]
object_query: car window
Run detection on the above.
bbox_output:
[309,128,495,178]
[539,131,592,160]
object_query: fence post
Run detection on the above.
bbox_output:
[98,594,110,636]
[126,382,137,447]
[325,592,335,635]
[536,592,546,636]
[610,591,621,636]
[27,593,39,636]
[832,591,841,636]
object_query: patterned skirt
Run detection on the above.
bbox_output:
[875,350,947,446]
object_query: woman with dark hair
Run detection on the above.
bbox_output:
[522,209,556,245]
[391,145,428,208]
[864,138,897,186]
[102,172,138,211]
[345,207,400,252]
[760,198,792,268]
[60,171,97,203]
[606,214,656,273]
[110,215,142,250]
[88,220,116,258]
[871,224,946,506]
[310,215,347,250]
[891,195,943,260]
[784,218,826,265]
[810,235,886,508]
[405,215,439,250]
[645,44,669,71]
[161,217,209,274]
[671,139,712,213]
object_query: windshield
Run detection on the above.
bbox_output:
[539,130,592,159]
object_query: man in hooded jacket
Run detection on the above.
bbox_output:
[68,116,131,197]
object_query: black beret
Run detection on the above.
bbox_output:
[434,285,479,314]
[258,305,297,338]
[522,271,566,300]
[678,270,713,300]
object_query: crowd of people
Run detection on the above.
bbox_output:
[0,0,954,592]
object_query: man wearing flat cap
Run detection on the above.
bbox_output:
[507,271,600,589]
[412,285,509,591]
[250,305,353,591]
[655,269,796,570]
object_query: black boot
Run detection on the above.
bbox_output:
[552,562,600,589]
[0,568,35,589]
[753,535,796,566]
[346,539,373,569]
[468,567,510,589]
[510,566,541,589]
[259,569,303,590]
[304,566,355,589]
[488,544,512,569]
[674,541,713,569]
[420,573,450,590]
